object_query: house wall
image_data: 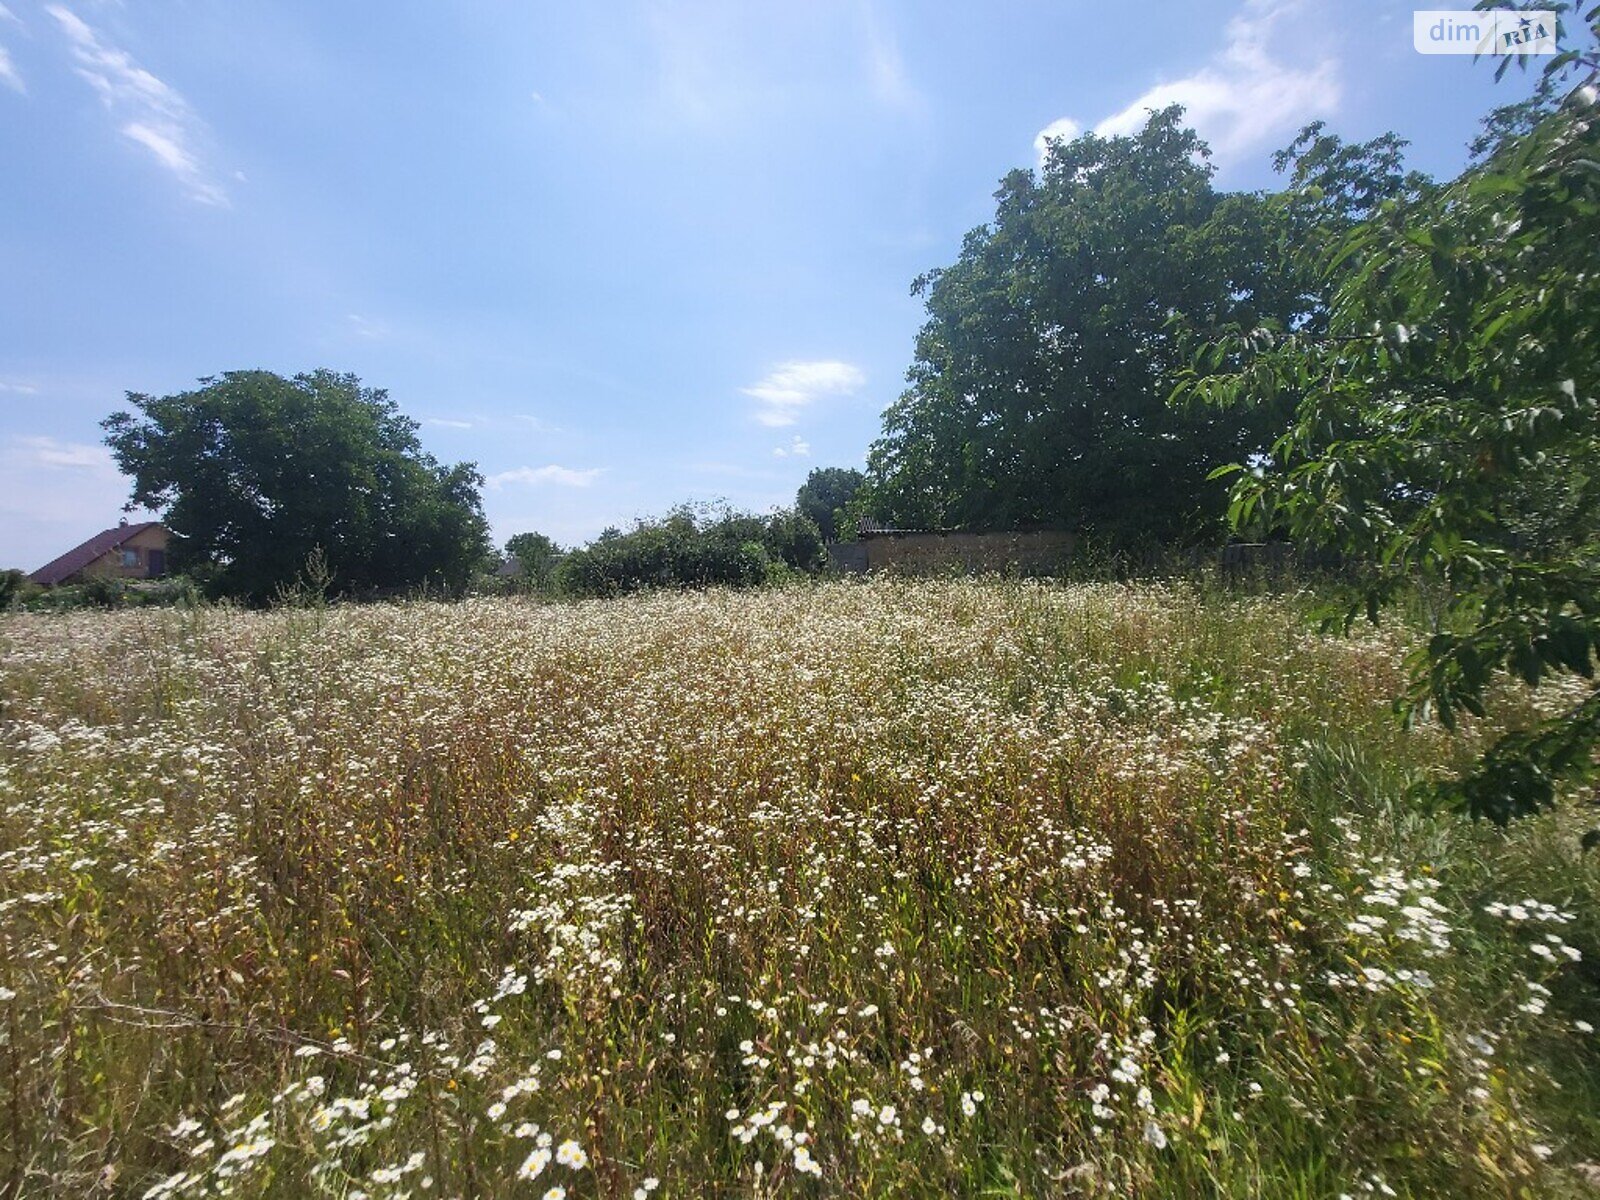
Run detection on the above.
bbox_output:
[79,526,172,582]
[859,529,1075,575]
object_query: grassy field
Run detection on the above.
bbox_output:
[1,578,1597,1198]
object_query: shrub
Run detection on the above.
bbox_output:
[558,502,824,597]
[0,569,25,610]
[78,574,132,609]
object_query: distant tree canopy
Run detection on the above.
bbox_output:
[504,531,561,590]
[861,106,1425,548]
[795,467,865,541]
[558,502,823,597]
[103,370,491,603]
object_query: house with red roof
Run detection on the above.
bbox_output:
[28,520,172,587]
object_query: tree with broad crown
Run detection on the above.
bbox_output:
[863,108,1309,546]
[102,369,491,603]
[860,107,1430,550]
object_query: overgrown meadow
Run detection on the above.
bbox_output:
[1,579,1597,1198]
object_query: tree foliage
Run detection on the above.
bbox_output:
[1179,21,1600,822]
[1268,122,1436,336]
[558,502,822,598]
[103,370,491,603]
[795,467,865,541]
[863,109,1310,545]
[859,108,1436,550]
[0,569,25,610]
[504,531,561,591]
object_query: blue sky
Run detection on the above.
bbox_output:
[0,0,1546,570]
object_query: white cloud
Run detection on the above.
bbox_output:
[345,313,389,340]
[1033,117,1081,166]
[772,435,811,458]
[0,3,23,95]
[0,381,39,395]
[742,360,865,428]
[4,435,119,475]
[0,43,21,94]
[488,465,604,489]
[47,4,227,203]
[1038,0,1339,169]
[423,417,473,430]
[122,121,198,174]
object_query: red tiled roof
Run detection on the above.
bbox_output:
[28,521,165,586]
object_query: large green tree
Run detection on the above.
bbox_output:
[864,108,1304,545]
[103,370,491,602]
[864,108,1429,548]
[1180,16,1600,822]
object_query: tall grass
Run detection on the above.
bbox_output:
[0,578,1595,1197]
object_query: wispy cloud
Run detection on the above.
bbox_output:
[861,6,920,112]
[0,3,24,95]
[772,435,810,458]
[488,465,604,489]
[1037,0,1339,168]
[742,360,865,428]
[0,381,39,395]
[0,435,153,567]
[0,44,21,95]
[645,2,728,126]
[8,435,118,474]
[346,313,389,340]
[122,121,200,176]
[427,412,559,435]
[47,4,227,203]
[642,3,920,129]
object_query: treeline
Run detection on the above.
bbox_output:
[551,503,823,597]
